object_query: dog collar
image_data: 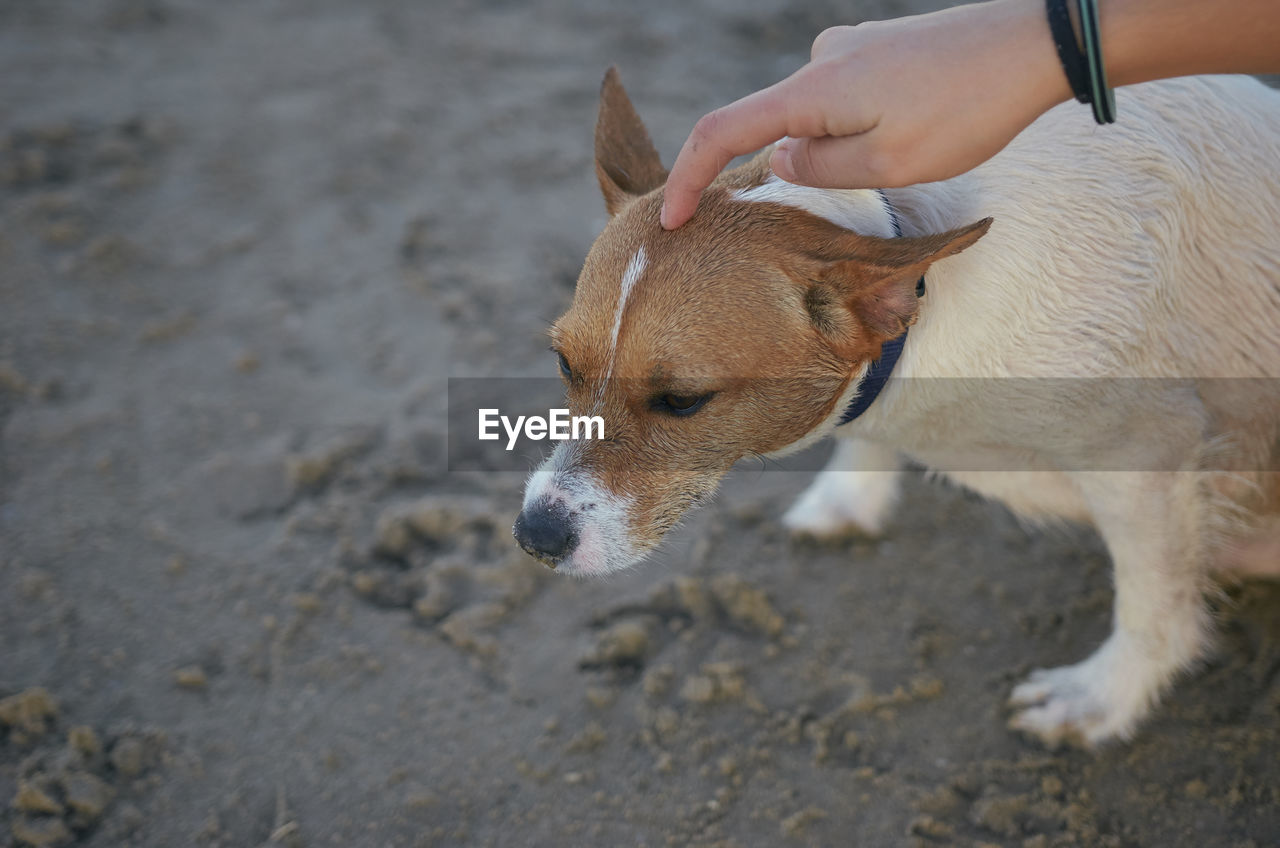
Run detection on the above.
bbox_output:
[836,192,921,426]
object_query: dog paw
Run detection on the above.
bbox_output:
[1007,644,1157,748]
[1008,669,1116,749]
[781,473,896,539]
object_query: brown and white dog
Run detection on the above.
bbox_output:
[514,68,1280,747]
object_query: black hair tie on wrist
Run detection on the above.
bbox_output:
[1046,0,1091,104]
[1077,0,1116,123]
[1046,0,1116,124]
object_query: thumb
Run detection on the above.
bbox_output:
[771,134,890,189]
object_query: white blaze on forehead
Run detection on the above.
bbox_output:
[611,245,648,352]
[602,245,648,384]
[732,176,897,238]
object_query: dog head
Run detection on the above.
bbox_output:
[514,68,989,575]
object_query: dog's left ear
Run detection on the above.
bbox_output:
[595,67,668,216]
[809,218,992,352]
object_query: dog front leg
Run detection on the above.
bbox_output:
[1009,471,1212,747]
[782,437,902,538]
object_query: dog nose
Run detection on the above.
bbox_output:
[513,500,577,567]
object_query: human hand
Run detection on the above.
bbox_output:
[660,0,1070,229]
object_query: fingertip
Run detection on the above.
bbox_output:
[660,200,676,230]
[660,193,691,229]
[770,145,796,183]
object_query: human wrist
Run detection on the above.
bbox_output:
[1042,0,1118,123]
[1101,0,1163,86]
[998,0,1075,114]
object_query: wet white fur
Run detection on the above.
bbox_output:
[733,176,898,238]
[768,76,1280,746]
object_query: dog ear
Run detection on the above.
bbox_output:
[808,218,992,352]
[595,67,668,216]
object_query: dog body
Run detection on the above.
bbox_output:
[515,71,1280,746]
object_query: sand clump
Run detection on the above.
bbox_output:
[370,496,492,560]
[2,695,164,847]
[9,816,74,848]
[0,688,58,744]
[108,737,151,778]
[410,564,469,621]
[580,619,652,671]
[285,426,380,491]
[563,722,608,755]
[344,497,546,662]
[437,602,509,658]
[679,663,747,705]
[635,574,787,640]
[779,805,827,838]
[173,666,208,690]
[708,576,785,638]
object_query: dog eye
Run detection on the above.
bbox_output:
[555,351,573,381]
[654,393,713,417]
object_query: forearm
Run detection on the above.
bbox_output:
[1103,0,1280,85]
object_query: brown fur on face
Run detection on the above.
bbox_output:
[546,69,989,556]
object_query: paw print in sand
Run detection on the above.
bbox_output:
[579,574,787,679]
[343,496,546,660]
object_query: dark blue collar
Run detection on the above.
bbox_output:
[837,192,919,426]
[836,328,911,424]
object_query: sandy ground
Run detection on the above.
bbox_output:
[2,1,1278,846]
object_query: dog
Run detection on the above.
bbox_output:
[513,68,1280,747]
